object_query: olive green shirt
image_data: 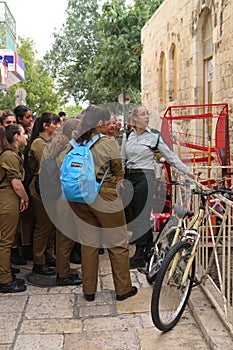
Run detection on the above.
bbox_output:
[67,132,124,184]
[90,132,124,183]
[28,132,49,174]
[0,150,24,187]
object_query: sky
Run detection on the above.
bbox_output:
[5,0,68,58]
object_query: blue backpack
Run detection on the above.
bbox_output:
[60,134,109,204]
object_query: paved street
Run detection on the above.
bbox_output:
[0,250,232,350]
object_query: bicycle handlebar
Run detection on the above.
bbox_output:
[192,187,233,197]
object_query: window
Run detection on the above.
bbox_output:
[169,44,178,101]
[159,52,166,104]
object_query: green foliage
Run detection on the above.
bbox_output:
[44,0,100,105]
[0,37,61,115]
[44,0,163,105]
[64,104,83,118]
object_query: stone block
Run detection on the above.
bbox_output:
[25,294,75,319]
[14,334,64,350]
[19,319,82,334]
[0,313,21,343]
[116,287,151,314]
[64,330,138,350]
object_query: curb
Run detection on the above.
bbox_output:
[188,286,233,350]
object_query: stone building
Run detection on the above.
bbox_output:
[141,0,233,171]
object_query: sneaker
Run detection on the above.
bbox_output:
[116,286,138,301]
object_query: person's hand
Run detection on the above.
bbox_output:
[159,157,166,163]
[187,172,195,180]
[116,179,125,192]
[20,198,29,212]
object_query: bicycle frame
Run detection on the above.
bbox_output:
[167,198,206,288]
[152,205,193,261]
[150,182,233,332]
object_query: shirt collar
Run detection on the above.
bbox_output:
[132,126,151,134]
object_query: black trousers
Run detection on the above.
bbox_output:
[123,170,155,246]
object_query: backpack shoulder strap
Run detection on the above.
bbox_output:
[150,128,161,151]
[69,139,80,149]
[126,129,133,140]
[87,134,107,149]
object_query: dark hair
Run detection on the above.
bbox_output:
[0,124,22,152]
[77,105,111,143]
[0,110,16,125]
[29,112,60,146]
[58,111,66,117]
[14,105,32,123]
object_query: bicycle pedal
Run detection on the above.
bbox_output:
[137,267,148,275]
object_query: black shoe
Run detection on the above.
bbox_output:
[98,248,105,255]
[0,280,27,293]
[70,251,82,264]
[12,275,25,285]
[116,286,138,301]
[32,264,56,276]
[84,293,95,302]
[46,257,56,267]
[11,266,20,274]
[11,247,27,265]
[130,256,145,269]
[56,273,82,286]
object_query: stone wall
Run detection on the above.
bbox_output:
[141,0,233,132]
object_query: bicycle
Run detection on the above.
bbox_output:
[150,185,233,332]
[138,179,193,284]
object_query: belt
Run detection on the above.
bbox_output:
[101,182,116,189]
[126,169,154,175]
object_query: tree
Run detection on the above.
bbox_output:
[64,104,83,118]
[90,0,164,104]
[0,37,61,115]
[44,0,100,105]
[45,0,163,105]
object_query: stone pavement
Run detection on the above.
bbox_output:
[0,250,232,350]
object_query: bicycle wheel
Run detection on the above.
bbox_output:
[146,216,178,284]
[151,240,195,332]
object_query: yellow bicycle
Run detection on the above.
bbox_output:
[151,186,233,332]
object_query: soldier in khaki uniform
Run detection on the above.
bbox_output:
[0,124,29,293]
[13,105,34,264]
[28,112,60,276]
[43,118,82,286]
[0,109,17,126]
[68,105,137,302]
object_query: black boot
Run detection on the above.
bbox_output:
[130,245,145,269]
[11,247,27,265]
[70,243,82,264]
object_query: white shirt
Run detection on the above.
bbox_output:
[121,127,191,175]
